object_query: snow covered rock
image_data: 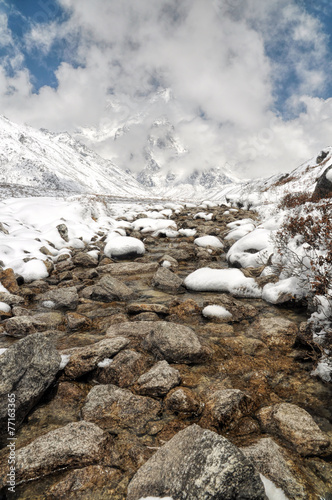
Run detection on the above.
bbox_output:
[0,333,61,444]
[257,403,330,456]
[226,228,272,268]
[135,361,181,397]
[194,235,223,248]
[127,424,267,500]
[202,305,232,320]
[104,236,145,259]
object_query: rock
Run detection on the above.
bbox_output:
[219,336,267,356]
[135,361,181,397]
[167,248,196,262]
[0,333,61,443]
[3,316,43,337]
[38,286,79,310]
[203,293,258,322]
[127,303,169,315]
[151,267,184,293]
[104,236,145,259]
[168,299,201,321]
[98,261,158,275]
[82,384,162,434]
[203,389,254,429]
[31,311,64,329]
[66,311,92,330]
[257,403,330,456]
[0,268,19,293]
[96,349,147,387]
[143,321,208,364]
[247,316,298,350]
[241,438,307,499]
[0,292,24,305]
[159,254,179,269]
[106,321,158,340]
[81,275,134,302]
[72,251,98,267]
[57,223,69,242]
[46,465,122,499]
[64,336,130,379]
[164,387,203,416]
[14,421,109,482]
[127,424,267,500]
[131,312,160,321]
[313,163,332,199]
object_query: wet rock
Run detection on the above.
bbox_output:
[96,349,147,387]
[257,403,330,456]
[38,286,79,310]
[0,333,61,443]
[159,254,179,269]
[57,223,69,242]
[127,303,169,315]
[64,336,130,379]
[46,465,122,499]
[14,421,109,482]
[81,275,134,302]
[203,389,254,429]
[0,292,24,305]
[135,360,181,397]
[127,424,267,500]
[200,323,235,337]
[219,336,267,356]
[132,311,160,321]
[66,312,92,331]
[168,299,201,321]
[98,261,158,275]
[151,267,184,293]
[203,293,258,322]
[0,268,19,294]
[164,387,203,416]
[247,316,298,350]
[106,321,158,340]
[72,251,98,267]
[241,437,307,499]
[3,315,47,337]
[166,248,195,262]
[143,321,208,364]
[82,384,162,434]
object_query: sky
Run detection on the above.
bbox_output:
[0,0,332,179]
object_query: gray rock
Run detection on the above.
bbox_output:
[82,384,161,434]
[127,424,267,500]
[81,275,134,302]
[0,292,24,306]
[98,262,158,275]
[159,254,179,269]
[72,251,98,267]
[96,349,147,387]
[56,223,69,242]
[204,389,254,428]
[257,403,330,456]
[0,333,61,444]
[3,316,46,337]
[38,286,79,310]
[165,387,203,416]
[143,321,208,364]
[241,438,307,499]
[15,421,108,482]
[151,267,184,293]
[313,163,332,199]
[136,360,181,397]
[31,311,64,329]
[63,336,130,379]
[106,321,156,339]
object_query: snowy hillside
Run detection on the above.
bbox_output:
[0,115,151,198]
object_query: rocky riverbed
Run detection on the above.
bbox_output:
[0,203,331,499]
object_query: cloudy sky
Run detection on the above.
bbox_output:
[1,0,332,179]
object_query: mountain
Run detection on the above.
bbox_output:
[0,115,151,199]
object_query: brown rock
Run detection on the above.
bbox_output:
[131,312,160,321]
[165,387,203,416]
[203,389,254,429]
[66,312,92,331]
[72,251,98,267]
[98,262,158,275]
[96,349,147,387]
[136,361,181,397]
[127,303,169,315]
[0,268,19,293]
[81,275,134,302]
[247,316,298,350]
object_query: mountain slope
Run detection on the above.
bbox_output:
[0,115,151,198]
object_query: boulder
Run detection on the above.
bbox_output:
[81,384,162,434]
[246,316,298,350]
[127,424,267,500]
[65,311,92,330]
[72,251,98,267]
[38,286,79,310]
[164,387,203,416]
[0,292,24,306]
[0,333,61,444]
[64,336,129,379]
[135,361,181,397]
[3,316,45,337]
[203,389,254,428]
[151,267,184,293]
[257,403,330,456]
[81,275,134,302]
[14,421,108,482]
[96,349,147,387]
[143,321,208,364]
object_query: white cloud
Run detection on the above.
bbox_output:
[0,0,331,179]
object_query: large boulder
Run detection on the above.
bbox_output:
[0,333,61,444]
[127,424,267,500]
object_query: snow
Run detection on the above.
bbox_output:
[311,356,332,382]
[59,354,71,370]
[179,228,196,237]
[260,474,289,500]
[184,268,262,298]
[202,305,232,319]
[194,212,213,220]
[227,228,273,268]
[0,302,11,313]
[98,358,114,368]
[0,348,8,356]
[262,278,303,304]
[194,236,223,248]
[42,300,56,309]
[325,168,332,182]
[104,236,145,258]
[17,260,49,282]
[161,260,172,268]
[131,218,177,233]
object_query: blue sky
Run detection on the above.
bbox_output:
[1,0,332,177]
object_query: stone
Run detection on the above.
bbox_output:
[0,292,24,305]
[168,299,201,321]
[246,316,298,350]
[38,286,79,310]
[98,262,158,275]
[135,360,181,397]
[0,268,19,293]
[203,294,258,322]
[131,312,160,321]
[66,312,92,330]
[313,164,332,199]
[203,389,254,428]
[127,424,267,500]
[106,321,158,340]
[0,333,61,444]
[81,275,134,302]
[96,349,147,387]
[164,387,203,416]
[31,311,64,329]
[241,438,307,499]
[159,254,179,269]
[14,421,108,482]
[57,223,69,242]
[257,403,330,456]
[3,316,40,337]
[127,303,169,315]
[151,267,184,293]
[82,384,162,434]
[64,336,130,379]
[143,321,208,364]
[72,251,98,267]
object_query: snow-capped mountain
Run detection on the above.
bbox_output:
[0,115,151,198]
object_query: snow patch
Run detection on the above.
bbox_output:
[194,236,223,248]
[260,474,289,500]
[59,354,71,370]
[202,305,232,319]
[104,236,145,258]
[98,358,114,368]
